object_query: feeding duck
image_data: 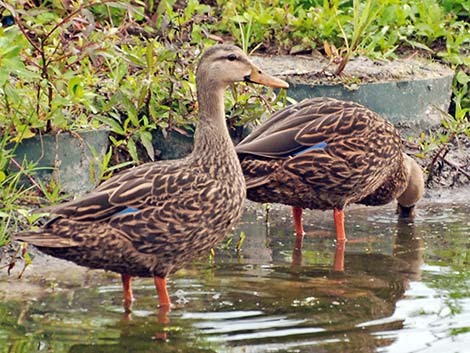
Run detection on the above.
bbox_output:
[236,97,424,262]
[14,45,289,312]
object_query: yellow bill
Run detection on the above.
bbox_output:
[245,64,289,89]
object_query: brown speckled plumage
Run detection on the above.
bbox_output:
[21,155,246,278]
[14,45,289,309]
[237,98,407,209]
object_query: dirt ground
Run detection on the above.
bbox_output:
[410,129,470,190]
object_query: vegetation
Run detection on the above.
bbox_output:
[0,0,469,245]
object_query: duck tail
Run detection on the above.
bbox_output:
[13,231,79,248]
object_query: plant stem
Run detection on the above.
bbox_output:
[9,158,45,196]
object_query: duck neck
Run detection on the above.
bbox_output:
[193,81,233,158]
[397,154,425,207]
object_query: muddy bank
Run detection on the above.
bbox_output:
[401,127,470,190]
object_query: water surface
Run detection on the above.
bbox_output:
[1,197,470,353]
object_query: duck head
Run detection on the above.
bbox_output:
[397,154,425,218]
[196,45,289,90]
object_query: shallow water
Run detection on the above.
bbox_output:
[1,199,470,353]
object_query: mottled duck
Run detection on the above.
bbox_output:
[15,45,289,311]
[236,97,424,266]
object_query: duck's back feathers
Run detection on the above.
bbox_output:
[236,98,396,159]
[236,98,331,158]
[37,159,191,221]
[236,97,405,210]
[36,164,147,221]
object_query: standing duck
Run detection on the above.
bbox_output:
[236,97,424,265]
[14,45,289,311]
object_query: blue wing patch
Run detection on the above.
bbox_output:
[292,141,328,156]
[112,207,139,217]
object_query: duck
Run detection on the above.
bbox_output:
[14,45,289,312]
[236,97,424,254]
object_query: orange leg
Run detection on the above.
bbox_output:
[154,276,171,308]
[333,240,345,272]
[292,206,304,247]
[121,274,134,313]
[333,208,347,242]
[332,208,347,272]
[154,277,171,338]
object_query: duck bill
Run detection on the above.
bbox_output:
[245,64,289,89]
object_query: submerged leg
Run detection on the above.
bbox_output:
[291,206,304,267]
[292,206,304,247]
[151,277,172,338]
[332,208,347,272]
[333,240,345,272]
[121,274,134,312]
[292,246,303,269]
[154,276,171,308]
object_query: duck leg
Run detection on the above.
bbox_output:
[291,206,305,267]
[333,208,346,242]
[292,206,304,246]
[154,276,171,308]
[121,274,134,312]
[333,208,347,271]
[333,240,345,272]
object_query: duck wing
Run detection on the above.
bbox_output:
[235,98,347,158]
[37,158,191,222]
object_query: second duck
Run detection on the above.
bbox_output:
[236,97,424,249]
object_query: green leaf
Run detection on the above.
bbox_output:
[10,127,36,143]
[127,138,138,162]
[0,211,10,218]
[0,69,8,86]
[236,231,246,251]
[109,135,124,148]
[139,130,154,161]
[105,161,135,173]
[94,116,125,135]
[231,15,248,23]
[116,91,139,126]
[455,71,470,85]
[68,76,84,98]
[1,44,22,58]
[2,83,21,104]
[146,42,154,70]
[112,62,128,86]
[23,251,32,266]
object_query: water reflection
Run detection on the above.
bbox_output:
[198,212,425,352]
[1,201,469,353]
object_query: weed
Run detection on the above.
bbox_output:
[0,164,39,246]
[335,0,384,75]
[416,80,470,186]
[236,231,246,252]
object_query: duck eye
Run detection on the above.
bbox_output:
[227,54,237,61]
